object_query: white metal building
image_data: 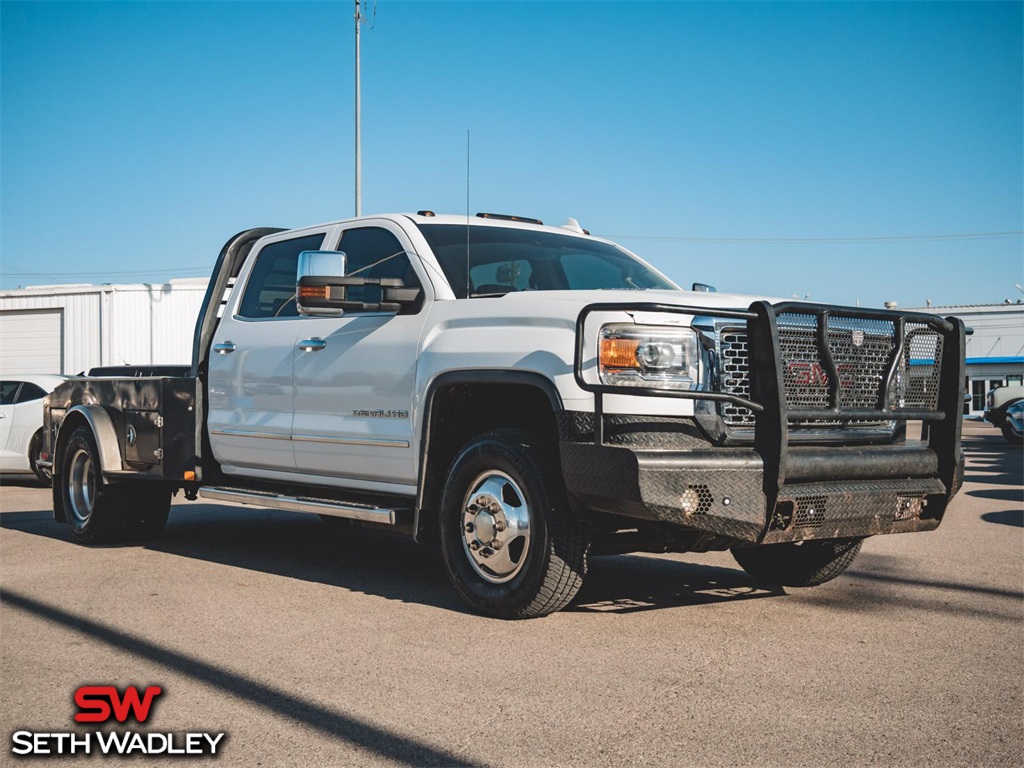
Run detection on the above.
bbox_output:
[0,279,209,375]
[911,302,1024,416]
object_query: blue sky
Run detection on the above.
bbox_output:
[2,1,1021,308]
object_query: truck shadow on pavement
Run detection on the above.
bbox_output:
[151,507,786,615]
[2,503,783,616]
[572,555,782,614]
[0,474,48,489]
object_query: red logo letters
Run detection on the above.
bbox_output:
[787,362,858,389]
[74,686,163,724]
[787,361,829,386]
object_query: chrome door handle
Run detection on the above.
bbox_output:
[213,341,236,354]
[298,338,327,352]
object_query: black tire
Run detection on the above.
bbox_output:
[29,429,49,485]
[57,426,171,544]
[58,426,130,544]
[999,423,1024,448]
[1001,421,1023,446]
[731,537,864,587]
[439,429,589,619]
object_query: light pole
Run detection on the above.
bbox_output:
[354,0,362,217]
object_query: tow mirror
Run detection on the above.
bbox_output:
[298,250,347,279]
[295,250,422,316]
[296,251,347,317]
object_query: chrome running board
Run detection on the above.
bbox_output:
[199,487,396,525]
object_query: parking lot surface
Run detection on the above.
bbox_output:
[2,420,1021,767]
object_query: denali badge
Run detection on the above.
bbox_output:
[352,409,410,419]
[851,330,865,347]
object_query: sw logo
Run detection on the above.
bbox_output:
[9,684,225,757]
[74,685,162,723]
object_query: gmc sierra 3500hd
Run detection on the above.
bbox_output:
[41,212,966,618]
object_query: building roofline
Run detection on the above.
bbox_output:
[0,278,209,298]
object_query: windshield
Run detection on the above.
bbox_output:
[416,224,677,298]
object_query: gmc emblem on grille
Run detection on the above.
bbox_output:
[787,361,856,387]
[788,361,829,386]
[851,330,865,347]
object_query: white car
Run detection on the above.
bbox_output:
[1,374,67,482]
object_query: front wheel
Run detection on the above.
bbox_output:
[731,537,863,587]
[439,429,589,619]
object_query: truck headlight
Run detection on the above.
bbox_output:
[599,324,700,390]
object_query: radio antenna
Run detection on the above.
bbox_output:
[466,129,471,299]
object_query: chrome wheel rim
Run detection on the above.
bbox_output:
[67,447,95,525]
[461,470,532,584]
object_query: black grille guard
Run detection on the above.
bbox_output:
[573,300,966,502]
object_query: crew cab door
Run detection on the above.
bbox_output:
[291,222,428,489]
[207,230,330,474]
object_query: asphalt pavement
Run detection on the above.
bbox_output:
[1,420,1021,767]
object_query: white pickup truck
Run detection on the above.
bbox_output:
[41,212,966,618]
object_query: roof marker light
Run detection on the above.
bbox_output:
[475,212,544,226]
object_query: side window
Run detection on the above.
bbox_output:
[338,227,422,306]
[0,382,21,405]
[238,233,326,319]
[15,383,47,403]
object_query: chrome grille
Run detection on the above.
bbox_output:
[719,328,754,426]
[902,323,943,410]
[717,314,944,428]
[822,317,896,410]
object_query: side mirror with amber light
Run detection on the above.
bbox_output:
[295,250,422,316]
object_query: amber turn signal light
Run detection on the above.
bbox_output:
[298,285,329,299]
[599,338,640,369]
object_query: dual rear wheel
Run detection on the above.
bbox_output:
[57,426,171,544]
